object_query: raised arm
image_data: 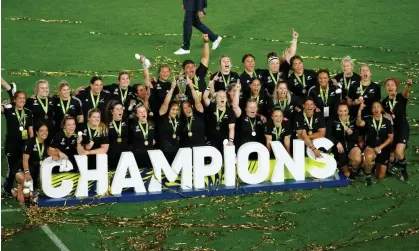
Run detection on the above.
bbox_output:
[285,28,299,63]
[356,102,366,127]
[201,34,210,67]
[187,76,204,112]
[203,80,214,107]
[232,82,242,118]
[159,79,177,116]
[1,77,11,91]
[402,79,413,99]
[140,56,153,89]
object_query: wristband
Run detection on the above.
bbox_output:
[229,138,234,142]
[204,41,209,43]
[292,38,297,44]
[24,170,30,174]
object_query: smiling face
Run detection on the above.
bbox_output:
[250,79,261,96]
[318,72,329,89]
[159,66,171,81]
[243,56,255,72]
[272,110,284,124]
[184,63,196,79]
[59,85,71,99]
[360,65,371,80]
[37,83,49,97]
[216,91,227,107]
[269,58,280,73]
[64,118,76,134]
[169,103,179,118]
[37,125,49,140]
[112,104,124,121]
[14,92,26,108]
[292,58,304,74]
[137,85,147,99]
[276,83,288,99]
[220,56,232,73]
[119,73,130,89]
[182,102,193,118]
[385,79,397,96]
[337,104,349,119]
[303,100,315,115]
[342,61,354,76]
[91,79,103,95]
[245,101,258,118]
[89,112,101,127]
[372,102,383,116]
[136,106,148,121]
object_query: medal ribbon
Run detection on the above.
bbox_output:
[269,70,279,84]
[193,76,199,90]
[221,72,231,87]
[216,108,226,123]
[87,124,99,141]
[60,98,71,115]
[112,120,122,137]
[274,125,282,140]
[278,98,287,111]
[372,116,383,138]
[187,115,194,132]
[36,138,45,161]
[359,81,370,96]
[343,77,351,90]
[248,117,256,132]
[320,86,329,105]
[169,117,178,134]
[388,98,397,114]
[295,73,306,88]
[251,95,260,105]
[120,88,128,103]
[15,108,26,127]
[36,96,49,115]
[138,121,149,140]
[303,113,313,130]
[339,117,350,131]
[90,91,101,108]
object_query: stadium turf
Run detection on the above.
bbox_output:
[1,0,419,250]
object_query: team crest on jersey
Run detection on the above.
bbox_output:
[369,89,375,93]
[61,138,66,145]
[307,76,312,80]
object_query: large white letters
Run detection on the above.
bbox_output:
[41,158,74,198]
[237,142,270,185]
[270,140,305,183]
[75,154,108,197]
[193,146,222,189]
[111,152,146,194]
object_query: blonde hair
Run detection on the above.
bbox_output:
[87,108,109,136]
[341,56,354,71]
[58,80,70,91]
[35,79,49,96]
[272,82,291,106]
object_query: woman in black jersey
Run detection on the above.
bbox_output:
[48,116,81,172]
[150,64,179,118]
[1,91,34,195]
[294,97,326,159]
[78,109,109,170]
[12,122,49,203]
[333,56,361,100]
[209,56,240,92]
[53,81,84,132]
[234,99,265,152]
[158,79,181,164]
[180,78,205,147]
[326,103,362,178]
[25,79,55,142]
[265,109,291,155]
[357,102,393,185]
[272,81,302,123]
[287,56,318,98]
[203,88,236,153]
[382,78,413,181]
[105,101,129,170]
[241,78,273,122]
[348,64,381,148]
[259,51,292,96]
[129,105,155,168]
[309,70,340,124]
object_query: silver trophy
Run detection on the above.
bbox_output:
[176,75,189,102]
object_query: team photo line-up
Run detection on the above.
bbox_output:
[1,29,413,204]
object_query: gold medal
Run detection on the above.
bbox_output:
[188,131,193,137]
[172,134,177,139]
[89,140,94,145]
[144,141,149,146]
[19,126,24,131]
[308,130,313,135]
[149,111,154,117]
[302,89,307,94]
[392,114,395,119]
[117,137,122,143]
[40,160,43,166]
[44,115,48,120]
[216,126,220,131]
[251,131,256,136]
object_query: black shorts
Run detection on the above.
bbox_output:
[374,147,390,166]
[392,127,409,149]
[332,143,360,168]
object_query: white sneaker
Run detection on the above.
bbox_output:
[212,36,223,50]
[174,48,190,55]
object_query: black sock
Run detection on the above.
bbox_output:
[399,157,407,172]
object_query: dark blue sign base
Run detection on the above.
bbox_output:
[38,172,350,207]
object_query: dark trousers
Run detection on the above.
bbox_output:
[4,151,21,191]
[182,11,217,50]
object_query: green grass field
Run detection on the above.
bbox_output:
[1,0,419,250]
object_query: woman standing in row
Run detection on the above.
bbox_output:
[106,101,129,171]
[53,80,84,132]
[265,109,291,155]
[333,56,360,100]
[272,81,302,126]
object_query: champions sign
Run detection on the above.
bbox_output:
[39,138,349,207]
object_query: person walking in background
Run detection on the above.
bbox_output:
[175,0,222,55]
